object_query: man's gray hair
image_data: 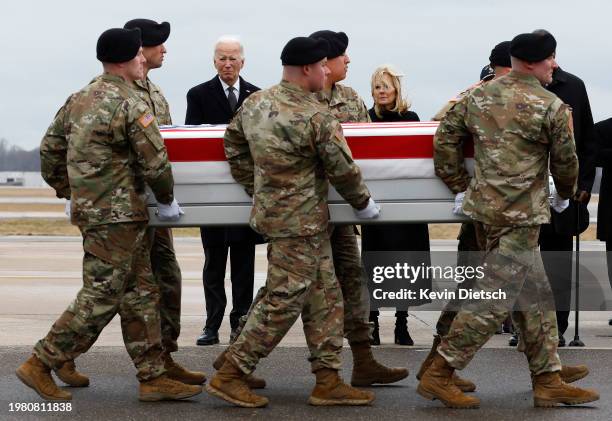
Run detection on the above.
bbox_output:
[214,35,244,58]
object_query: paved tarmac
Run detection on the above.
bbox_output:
[0,346,609,421]
[1,236,612,420]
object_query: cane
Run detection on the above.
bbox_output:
[569,201,585,346]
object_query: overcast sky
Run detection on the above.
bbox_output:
[2,0,611,150]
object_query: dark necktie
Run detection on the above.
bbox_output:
[227,86,238,112]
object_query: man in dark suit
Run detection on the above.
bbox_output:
[185,36,262,346]
[509,30,597,347]
[540,64,597,346]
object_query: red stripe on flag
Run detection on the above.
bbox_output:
[165,138,226,161]
[164,135,473,162]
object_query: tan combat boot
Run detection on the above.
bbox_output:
[16,355,72,401]
[559,365,589,384]
[309,368,375,406]
[350,341,408,386]
[206,359,268,408]
[165,354,206,385]
[416,335,476,392]
[533,371,599,407]
[54,360,89,387]
[139,374,202,402]
[417,354,480,409]
[213,349,266,389]
[531,365,590,388]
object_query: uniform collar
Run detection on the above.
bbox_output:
[280,80,314,98]
[99,73,133,88]
[506,70,543,88]
[317,83,343,106]
[134,77,158,93]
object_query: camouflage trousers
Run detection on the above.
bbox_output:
[229,225,371,348]
[438,223,562,376]
[146,227,182,354]
[227,233,344,374]
[34,222,165,381]
[436,221,485,336]
[330,225,371,345]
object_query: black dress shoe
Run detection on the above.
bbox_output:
[508,333,518,347]
[369,312,380,346]
[196,328,219,346]
[558,335,566,347]
[609,318,612,326]
[394,315,414,346]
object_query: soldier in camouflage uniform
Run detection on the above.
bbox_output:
[15,28,201,402]
[310,30,408,387]
[212,30,407,390]
[206,36,379,408]
[123,18,205,386]
[416,42,513,392]
[419,39,590,393]
[418,32,599,409]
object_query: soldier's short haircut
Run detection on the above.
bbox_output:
[214,35,244,59]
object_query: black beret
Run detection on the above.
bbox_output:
[96,28,142,63]
[480,65,495,81]
[281,37,329,65]
[489,41,511,68]
[309,30,348,58]
[510,32,556,62]
[124,19,170,47]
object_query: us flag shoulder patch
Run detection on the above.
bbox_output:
[139,112,155,128]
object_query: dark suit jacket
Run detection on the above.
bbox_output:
[185,75,263,247]
[185,75,259,125]
[596,118,612,240]
[547,67,597,194]
[545,67,596,236]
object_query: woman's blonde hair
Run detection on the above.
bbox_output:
[370,65,411,118]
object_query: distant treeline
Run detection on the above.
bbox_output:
[0,139,40,171]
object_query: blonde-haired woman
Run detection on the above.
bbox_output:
[368,65,418,122]
[363,65,431,346]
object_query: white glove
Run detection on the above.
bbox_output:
[551,192,570,213]
[157,198,185,221]
[354,198,381,219]
[548,175,556,205]
[453,192,465,216]
[548,176,569,213]
[64,200,71,218]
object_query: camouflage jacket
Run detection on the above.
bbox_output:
[134,77,173,125]
[434,71,578,226]
[40,73,174,227]
[224,80,370,238]
[316,83,371,123]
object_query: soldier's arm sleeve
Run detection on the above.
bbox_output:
[548,102,579,199]
[433,98,471,193]
[359,99,371,123]
[312,113,370,208]
[223,108,254,196]
[577,85,597,193]
[127,101,175,204]
[40,100,71,199]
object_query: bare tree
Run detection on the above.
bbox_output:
[0,138,40,171]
